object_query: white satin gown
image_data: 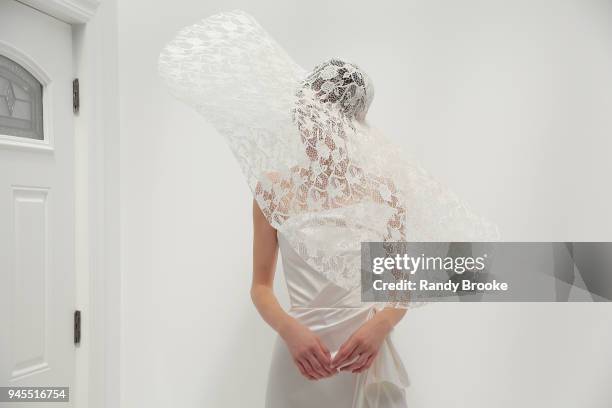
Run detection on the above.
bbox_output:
[266,231,410,408]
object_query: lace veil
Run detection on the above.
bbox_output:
[158,10,499,307]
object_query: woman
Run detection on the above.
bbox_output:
[159,10,497,407]
[251,58,416,407]
[249,57,412,406]
[252,196,410,407]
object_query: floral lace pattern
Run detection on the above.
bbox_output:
[158,10,500,303]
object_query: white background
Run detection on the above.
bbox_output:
[117,0,612,406]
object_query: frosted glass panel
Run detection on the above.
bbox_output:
[0,54,43,140]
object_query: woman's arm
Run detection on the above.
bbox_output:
[250,199,335,380]
[331,307,407,373]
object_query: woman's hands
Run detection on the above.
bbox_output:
[332,308,407,373]
[278,307,407,379]
[279,318,335,380]
[331,316,392,373]
[279,308,407,379]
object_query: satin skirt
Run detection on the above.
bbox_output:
[265,233,409,408]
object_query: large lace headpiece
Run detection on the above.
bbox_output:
[158,10,499,306]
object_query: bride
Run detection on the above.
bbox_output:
[251,57,412,407]
[158,10,497,407]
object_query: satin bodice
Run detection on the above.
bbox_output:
[277,231,362,310]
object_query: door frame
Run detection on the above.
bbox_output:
[16,1,121,407]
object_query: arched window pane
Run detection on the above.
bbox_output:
[0,54,44,140]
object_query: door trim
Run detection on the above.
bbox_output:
[18,0,100,24]
[70,4,121,408]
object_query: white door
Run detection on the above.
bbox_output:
[0,0,76,406]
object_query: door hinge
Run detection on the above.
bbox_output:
[74,310,81,345]
[72,78,79,114]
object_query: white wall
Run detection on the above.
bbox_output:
[117,0,612,406]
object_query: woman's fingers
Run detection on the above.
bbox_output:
[352,353,376,373]
[317,339,332,362]
[312,346,334,375]
[332,338,357,368]
[297,340,375,378]
[340,351,369,372]
[306,353,331,378]
[336,343,364,369]
[295,359,316,380]
[300,358,320,380]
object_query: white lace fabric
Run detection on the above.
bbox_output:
[158,10,499,307]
